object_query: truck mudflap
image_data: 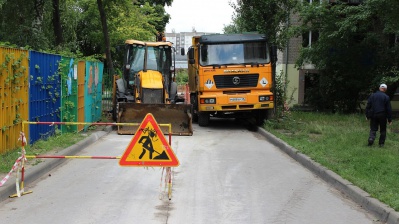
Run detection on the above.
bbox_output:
[117,102,193,136]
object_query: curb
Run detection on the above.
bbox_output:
[258,128,399,224]
[0,126,113,203]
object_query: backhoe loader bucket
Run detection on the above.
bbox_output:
[117,102,193,135]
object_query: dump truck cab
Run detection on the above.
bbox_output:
[188,33,276,126]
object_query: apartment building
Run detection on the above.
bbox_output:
[279,0,364,106]
[164,32,216,56]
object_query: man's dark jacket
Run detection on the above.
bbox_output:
[365,91,392,122]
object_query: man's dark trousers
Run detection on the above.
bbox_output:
[369,112,388,145]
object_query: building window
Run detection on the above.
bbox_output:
[388,34,399,47]
[302,31,319,47]
[329,0,363,4]
[304,0,325,3]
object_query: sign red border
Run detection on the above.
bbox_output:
[119,113,179,167]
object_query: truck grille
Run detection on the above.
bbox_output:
[214,74,259,88]
[141,88,163,104]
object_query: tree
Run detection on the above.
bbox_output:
[0,0,51,49]
[293,0,399,112]
[52,0,63,46]
[0,0,172,69]
[230,0,298,47]
[76,0,171,69]
[32,0,46,41]
[136,0,171,34]
[97,0,113,73]
[0,0,81,50]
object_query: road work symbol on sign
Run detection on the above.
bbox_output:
[119,113,179,167]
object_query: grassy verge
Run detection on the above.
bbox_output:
[263,111,399,211]
[0,131,90,175]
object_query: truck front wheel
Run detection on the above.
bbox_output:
[254,109,268,126]
[190,94,198,122]
[198,112,210,127]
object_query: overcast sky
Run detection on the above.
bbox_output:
[165,0,236,33]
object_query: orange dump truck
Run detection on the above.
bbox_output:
[187,33,277,126]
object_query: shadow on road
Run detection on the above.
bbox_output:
[196,117,259,132]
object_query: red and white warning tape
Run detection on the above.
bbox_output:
[0,156,24,187]
[19,131,27,147]
[0,132,27,187]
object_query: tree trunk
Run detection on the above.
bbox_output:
[97,0,114,73]
[52,0,63,46]
[32,0,45,35]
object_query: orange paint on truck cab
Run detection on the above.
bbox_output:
[187,33,277,126]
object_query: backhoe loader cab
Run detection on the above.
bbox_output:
[113,40,192,135]
[121,40,175,103]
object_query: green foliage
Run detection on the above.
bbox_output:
[292,0,399,112]
[0,52,27,128]
[1,126,7,132]
[0,131,86,173]
[0,41,18,48]
[223,24,239,34]
[229,0,299,47]
[264,111,399,211]
[273,70,295,119]
[13,0,52,50]
[175,69,188,85]
[0,0,170,67]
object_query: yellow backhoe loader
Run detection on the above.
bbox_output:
[112,40,192,135]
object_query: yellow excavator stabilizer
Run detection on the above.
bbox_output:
[117,103,193,136]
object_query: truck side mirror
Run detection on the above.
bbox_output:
[188,47,195,64]
[181,48,185,56]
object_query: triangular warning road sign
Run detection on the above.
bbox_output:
[119,113,179,167]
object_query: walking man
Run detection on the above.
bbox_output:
[366,84,392,147]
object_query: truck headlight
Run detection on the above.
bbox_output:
[259,95,273,102]
[200,98,216,104]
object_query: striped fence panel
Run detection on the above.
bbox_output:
[94,62,104,122]
[1,47,105,154]
[0,47,29,153]
[77,61,85,132]
[28,51,61,144]
[84,61,104,130]
[60,57,78,133]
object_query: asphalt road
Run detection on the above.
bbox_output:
[0,119,382,224]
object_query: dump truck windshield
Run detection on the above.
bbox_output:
[199,42,270,66]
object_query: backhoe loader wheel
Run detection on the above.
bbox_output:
[112,108,117,121]
[198,112,210,127]
[193,113,198,123]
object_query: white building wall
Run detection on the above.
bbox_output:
[165,32,216,55]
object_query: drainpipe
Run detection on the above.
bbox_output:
[284,12,290,95]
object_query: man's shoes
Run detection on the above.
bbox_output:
[368,138,374,146]
[379,144,384,147]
